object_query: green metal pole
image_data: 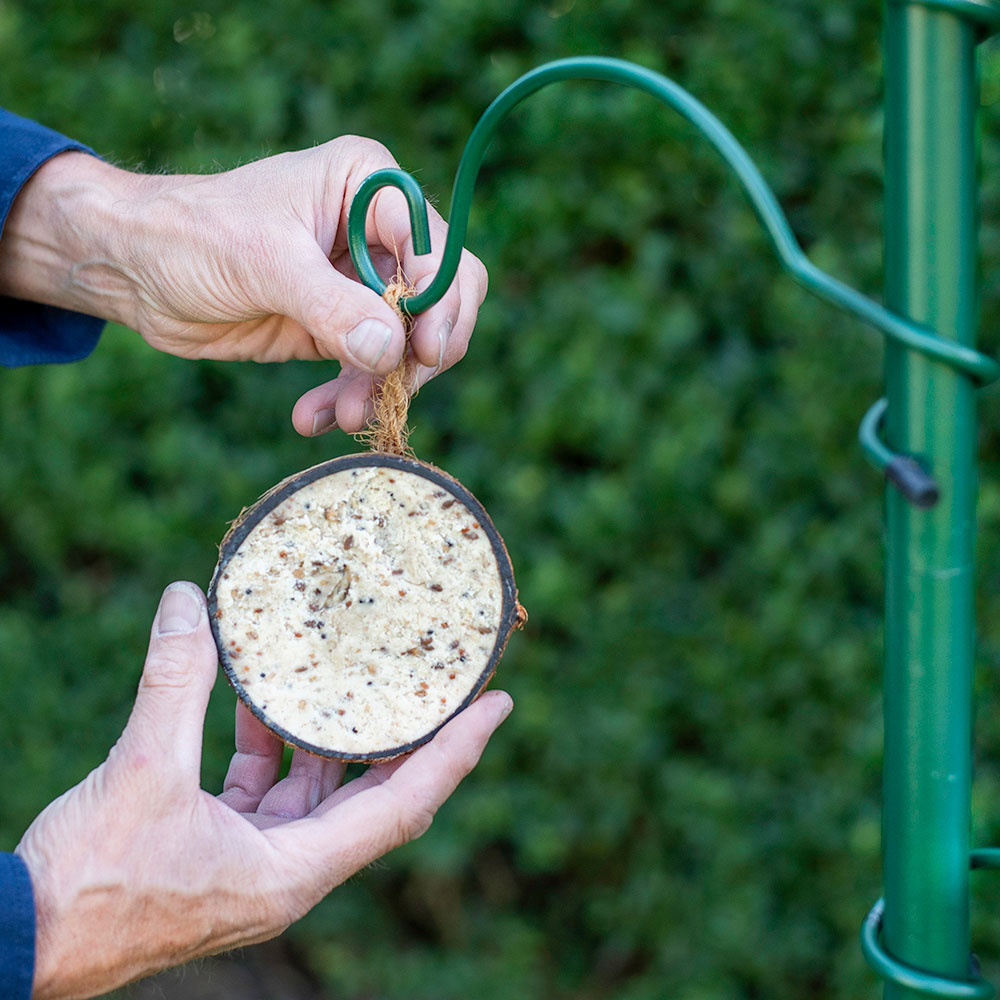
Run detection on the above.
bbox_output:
[345,47,1000,994]
[881,1,980,996]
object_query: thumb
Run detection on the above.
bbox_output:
[278,240,407,374]
[122,582,218,778]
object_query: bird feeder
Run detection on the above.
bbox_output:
[345,8,1000,995]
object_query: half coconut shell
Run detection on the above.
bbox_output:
[209,453,524,761]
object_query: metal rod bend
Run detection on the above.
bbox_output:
[348,169,433,266]
[860,398,941,507]
[346,56,999,386]
[861,899,994,998]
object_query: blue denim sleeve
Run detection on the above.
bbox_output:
[0,108,105,367]
[0,853,34,1000]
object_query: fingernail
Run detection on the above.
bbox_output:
[415,364,436,390]
[311,408,338,436]
[436,318,453,369]
[497,693,514,721]
[157,582,204,636]
[347,319,393,371]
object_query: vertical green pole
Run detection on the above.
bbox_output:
[881,1,980,996]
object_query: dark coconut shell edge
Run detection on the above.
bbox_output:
[208,452,526,762]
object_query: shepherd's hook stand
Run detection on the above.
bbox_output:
[346,20,1000,999]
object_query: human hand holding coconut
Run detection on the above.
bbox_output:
[0,136,487,434]
[16,582,512,999]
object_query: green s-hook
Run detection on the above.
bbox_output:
[346,55,999,507]
[346,55,997,389]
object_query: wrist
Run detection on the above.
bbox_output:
[0,152,159,328]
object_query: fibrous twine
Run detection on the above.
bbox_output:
[356,268,418,458]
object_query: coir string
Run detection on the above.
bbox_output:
[356,268,418,458]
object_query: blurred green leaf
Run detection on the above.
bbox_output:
[5,1,1000,998]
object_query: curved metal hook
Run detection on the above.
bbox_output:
[859,398,941,508]
[348,169,432,300]
[347,55,999,383]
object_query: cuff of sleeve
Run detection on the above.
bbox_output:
[0,853,35,1000]
[0,301,105,368]
[0,108,97,233]
[0,108,106,366]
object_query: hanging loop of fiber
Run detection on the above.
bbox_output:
[357,270,418,458]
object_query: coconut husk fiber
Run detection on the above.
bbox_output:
[356,269,418,458]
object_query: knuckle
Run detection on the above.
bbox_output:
[335,135,396,173]
[325,133,358,152]
[377,785,437,849]
[142,648,193,690]
[301,286,354,349]
[463,250,489,303]
[356,136,395,165]
[325,134,366,159]
[395,802,435,845]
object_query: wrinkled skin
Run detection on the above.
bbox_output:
[17,583,512,999]
[1,134,499,997]
[0,138,488,434]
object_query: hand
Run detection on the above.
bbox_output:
[0,140,488,433]
[16,582,512,999]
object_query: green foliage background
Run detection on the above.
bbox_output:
[4,1,1000,997]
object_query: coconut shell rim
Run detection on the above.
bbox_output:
[208,452,522,762]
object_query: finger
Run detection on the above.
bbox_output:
[272,238,407,375]
[120,582,218,781]
[408,268,478,393]
[363,244,412,289]
[319,756,346,800]
[334,210,475,375]
[242,812,295,831]
[257,749,346,820]
[217,702,284,813]
[307,755,408,817]
[333,372,376,433]
[410,248,487,373]
[291,365,376,438]
[408,275,454,374]
[292,278,471,437]
[266,691,513,884]
[413,264,483,391]
[291,371,349,437]
[444,248,488,366]
[343,181,451,371]
[366,192,481,371]
[329,244,398,288]
[374,206,461,370]
[292,225,485,437]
